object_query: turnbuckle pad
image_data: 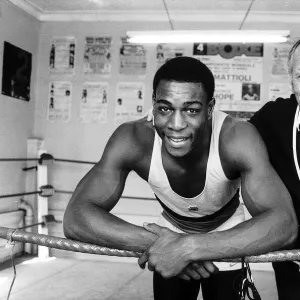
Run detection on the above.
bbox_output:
[40,185,55,197]
[38,153,54,165]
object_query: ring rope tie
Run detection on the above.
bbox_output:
[0,185,54,199]
[1,226,300,263]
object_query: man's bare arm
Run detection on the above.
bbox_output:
[185,121,298,261]
[63,123,157,252]
[138,121,298,278]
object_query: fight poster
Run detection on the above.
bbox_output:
[79,82,109,124]
[119,37,147,76]
[47,81,72,122]
[115,82,144,125]
[156,44,184,69]
[49,36,76,75]
[269,82,292,102]
[83,37,112,76]
[193,42,264,112]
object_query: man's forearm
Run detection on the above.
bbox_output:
[185,210,298,262]
[63,203,157,252]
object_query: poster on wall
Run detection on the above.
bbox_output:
[79,82,108,123]
[115,82,144,125]
[119,37,147,76]
[222,110,255,120]
[271,43,291,78]
[47,81,72,122]
[2,41,32,101]
[49,36,76,75]
[156,44,185,69]
[193,42,264,112]
[83,37,112,76]
[269,82,292,102]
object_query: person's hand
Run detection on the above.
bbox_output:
[178,261,219,281]
[138,223,193,278]
[143,107,153,123]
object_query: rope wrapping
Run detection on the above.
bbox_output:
[2,227,141,258]
[1,227,300,263]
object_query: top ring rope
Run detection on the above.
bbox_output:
[0,153,97,165]
[0,226,299,263]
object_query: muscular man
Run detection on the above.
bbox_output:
[248,40,300,300]
[63,57,297,300]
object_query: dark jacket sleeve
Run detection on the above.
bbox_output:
[250,98,300,247]
[249,101,275,142]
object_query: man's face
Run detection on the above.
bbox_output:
[291,48,300,106]
[248,85,254,95]
[153,80,212,157]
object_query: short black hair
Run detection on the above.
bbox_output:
[153,56,215,102]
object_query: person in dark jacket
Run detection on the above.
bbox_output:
[249,39,300,300]
[145,41,300,299]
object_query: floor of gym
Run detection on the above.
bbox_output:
[0,255,278,300]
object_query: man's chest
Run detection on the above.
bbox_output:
[135,151,208,198]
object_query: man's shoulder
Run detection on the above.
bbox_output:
[221,116,259,149]
[112,118,155,153]
[255,95,296,116]
[250,95,297,128]
[219,116,263,173]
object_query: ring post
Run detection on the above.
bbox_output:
[25,138,44,255]
[37,150,49,259]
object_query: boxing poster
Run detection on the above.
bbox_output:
[83,37,112,76]
[79,82,109,124]
[1,42,32,101]
[47,81,72,122]
[193,42,264,111]
[269,82,292,102]
[115,82,144,125]
[156,44,185,69]
[119,37,147,76]
[49,36,76,75]
[271,44,289,77]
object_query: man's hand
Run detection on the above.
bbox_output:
[138,223,189,278]
[138,223,218,280]
[179,261,219,281]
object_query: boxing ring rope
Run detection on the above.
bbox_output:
[0,153,97,165]
[54,189,156,201]
[1,149,300,300]
[1,226,300,263]
[0,191,41,199]
[0,151,299,264]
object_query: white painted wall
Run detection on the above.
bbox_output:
[0,0,40,262]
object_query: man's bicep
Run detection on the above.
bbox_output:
[235,124,293,216]
[72,163,129,211]
[70,124,134,211]
[241,162,292,217]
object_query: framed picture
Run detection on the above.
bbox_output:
[2,41,32,101]
[241,83,260,101]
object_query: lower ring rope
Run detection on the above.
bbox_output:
[1,226,299,263]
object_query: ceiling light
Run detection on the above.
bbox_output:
[126,30,290,44]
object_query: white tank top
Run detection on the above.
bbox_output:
[148,110,241,218]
